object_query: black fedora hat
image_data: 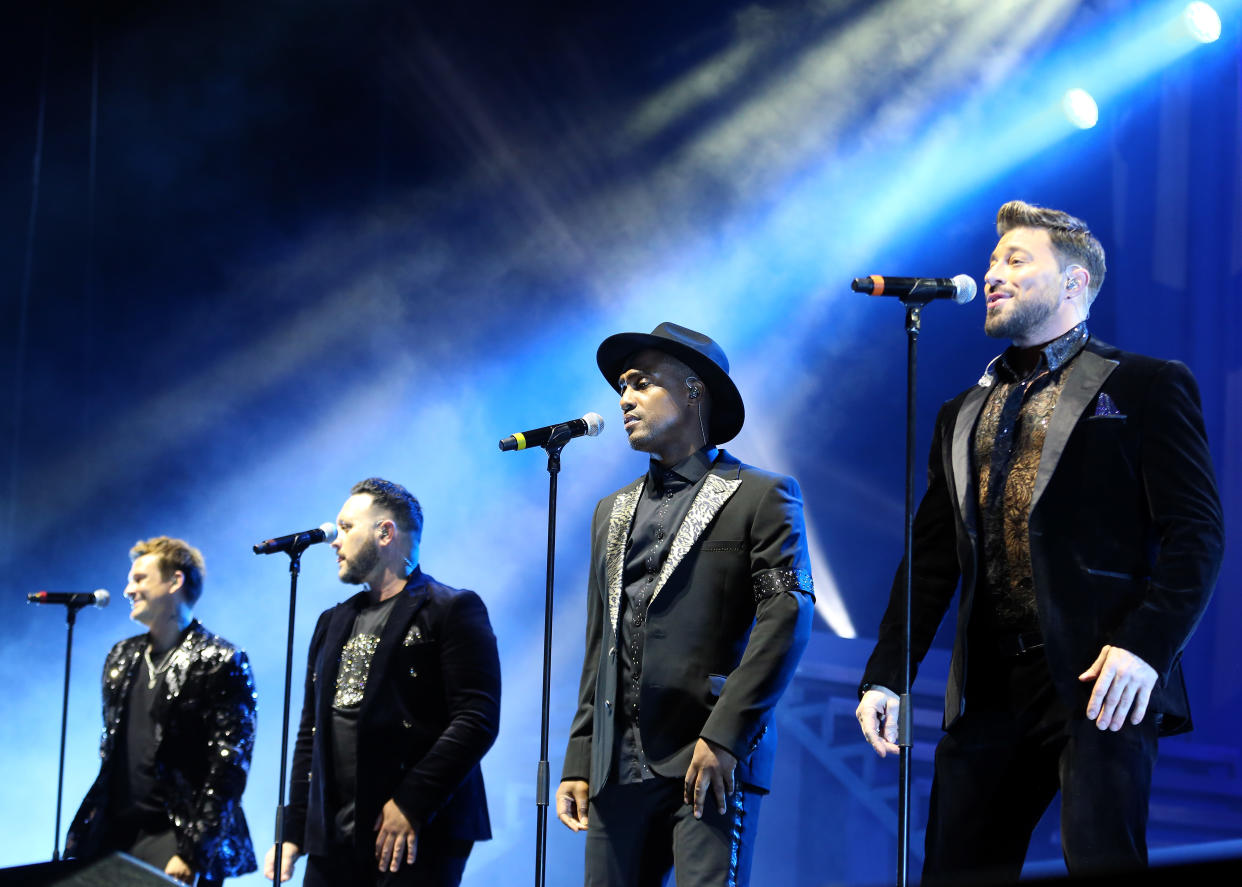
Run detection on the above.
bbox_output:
[596,322,745,444]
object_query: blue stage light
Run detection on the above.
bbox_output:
[1062,88,1099,129]
[1184,2,1222,43]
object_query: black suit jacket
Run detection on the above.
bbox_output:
[66,621,257,880]
[863,339,1224,734]
[563,451,815,795]
[285,568,501,855]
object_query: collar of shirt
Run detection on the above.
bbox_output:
[646,446,719,494]
[981,322,1089,385]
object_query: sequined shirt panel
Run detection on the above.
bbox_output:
[616,446,717,784]
[333,594,399,710]
[974,323,1089,629]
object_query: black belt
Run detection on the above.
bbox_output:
[994,629,1045,656]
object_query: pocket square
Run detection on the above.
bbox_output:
[1092,392,1125,418]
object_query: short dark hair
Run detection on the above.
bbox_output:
[350,477,424,543]
[130,536,205,606]
[996,200,1107,302]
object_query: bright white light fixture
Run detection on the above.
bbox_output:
[1184,2,1222,43]
[1062,88,1099,129]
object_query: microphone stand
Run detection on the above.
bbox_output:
[270,543,309,883]
[896,298,930,887]
[52,600,89,862]
[534,426,572,887]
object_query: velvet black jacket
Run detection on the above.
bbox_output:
[283,568,501,856]
[862,339,1224,734]
[66,620,258,879]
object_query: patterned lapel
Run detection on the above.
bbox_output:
[1030,347,1118,512]
[605,481,643,635]
[649,472,742,608]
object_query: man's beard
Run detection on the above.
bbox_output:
[985,290,1059,339]
[340,539,380,585]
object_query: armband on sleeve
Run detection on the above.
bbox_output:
[753,568,815,603]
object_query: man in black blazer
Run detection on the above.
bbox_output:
[265,478,501,886]
[557,323,815,886]
[856,201,1224,883]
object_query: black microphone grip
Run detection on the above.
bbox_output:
[499,412,604,452]
[253,523,337,555]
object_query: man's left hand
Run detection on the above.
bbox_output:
[164,854,194,884]
[1078,644,1158,731]
[373,799,419,873]
[684,737,738,820]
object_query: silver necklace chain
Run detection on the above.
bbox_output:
[144,644,178,690]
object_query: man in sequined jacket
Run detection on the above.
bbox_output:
[556,323,815,887]
[67,536,257,885]
[856,202,1223,883]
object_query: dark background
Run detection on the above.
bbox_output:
[2,1,1238,884]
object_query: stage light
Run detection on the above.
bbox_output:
[1184,2,1222,43]
[1062,88,1099,129]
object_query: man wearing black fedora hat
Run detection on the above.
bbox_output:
[556,322,815,886]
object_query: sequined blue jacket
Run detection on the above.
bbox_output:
[66,620,258,879]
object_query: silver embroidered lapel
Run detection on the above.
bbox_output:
[650,474,742,606]
[605,482,644,633]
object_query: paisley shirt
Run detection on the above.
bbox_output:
[615,446,718,783]
[974,323,1088,629]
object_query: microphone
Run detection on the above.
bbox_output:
[499,412,605,452]
[253,522,338,555]
[28,589,110,608]
[851,274,977,304]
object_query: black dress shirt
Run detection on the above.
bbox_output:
[614,446,718,783]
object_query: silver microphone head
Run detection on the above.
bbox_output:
[583,412,605,437]
[93,589,110,609]
[952,274,978,304]
[318,522,338,543]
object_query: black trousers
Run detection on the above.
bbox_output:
[303,841,472,887]
[583,777,762,887]
[106,819,223,886]
[922,647,1159,885]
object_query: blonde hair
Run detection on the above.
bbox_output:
[130,536,205,605]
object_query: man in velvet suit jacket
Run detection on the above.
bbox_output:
[557,323,815,887]
[856,202,1223,883]
[265,478,501,887]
